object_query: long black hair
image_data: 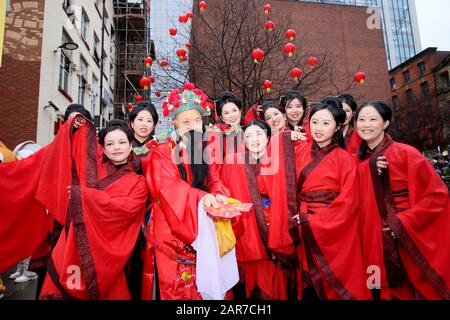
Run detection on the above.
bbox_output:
[63,103,93,122]
[215,91,243,123]
[309,102,346,148]
[242,120,272,139]
[176,129,209,192]
[98,119,134,146]
[279,90,307,127]
[355,101,392,160]
[338,93,358,128]
[129,101,159,136]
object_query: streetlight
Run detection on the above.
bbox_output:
[54,41,79,52]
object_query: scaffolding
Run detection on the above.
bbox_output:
[113,0,155,119]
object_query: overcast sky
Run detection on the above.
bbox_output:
[415,0,450,51]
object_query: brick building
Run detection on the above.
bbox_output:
[189,0,391,108]
[389,47,450,152]
[433,55,450,149]
[0,0,116,148]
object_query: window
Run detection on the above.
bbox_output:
[62,0,71,10]
[420,82,430,97]
[93,33,100,64]
[403,70,411,83]
[390,78,397,90]
[405,89,414,106]
[78,57,88,105]
[59,53,70,92]
[441,71,450,89]
[392,95,400,111]
[91,74,99,115]
[418,62,426,78]
[81,9,89,42]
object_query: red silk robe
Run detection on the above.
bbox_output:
[141,142,230,300]
[357,135,450,300]
[343,127,362,155]
[295,142,371,300]
[0,119,148,300]
[221,132,298,299]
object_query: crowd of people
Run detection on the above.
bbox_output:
[0,82,448,300]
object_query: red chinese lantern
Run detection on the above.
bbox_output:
[307,56,318,68]
[185,42,192,49]
[139,76,151,90]
[263,80,272,93]
[265,20,275,32]
[176,48,187,58]
[285,29,296,41]
[186,12,193,20]
[135,95,143,103]
[143,56,153,69]
[179,55,188,62]
[155,92,161,98]
[284,43,296,57]
[127,103,134,111]
[179,15,188,24]
[354,71,366,84]
[160,59,169,68]
[198,1,207,13]
[169,27,177,36]
[252,48,265,64]
[148,76,155,84]
[263,4,272,15]
[290,67,303,81]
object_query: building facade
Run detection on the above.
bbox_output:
[389,47,449,152]
[433,55,450,149]
[290,0,422,69]
[0,0,115,147]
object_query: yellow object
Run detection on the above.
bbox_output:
[213,218,236,257]
[227,198,240,203]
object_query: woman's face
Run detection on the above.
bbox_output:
[342,103,354,127]
[221,102,241,126]
[244,125,269,155]
[356,106,389,146]
[103,129,132,165]
[264,107,286,132]
[285,98,304,124]
[310,109,338,148]
[131,110,155,140]
[173,109,203,136]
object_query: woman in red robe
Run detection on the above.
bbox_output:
[0,119,148,300]
[355,101,449,300]
[338,93,362,155]
[280,90,311,142]
[294,102,371,300]
[221,120,298,299]
[140,83,235,300]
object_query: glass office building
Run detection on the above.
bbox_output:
[292,0,422,69]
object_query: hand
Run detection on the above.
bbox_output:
[215,194,229,205]
[291,131,306,142]
[74,115,85,128]
[293,125,303,133]
[255,105,263,116]
[203,193,219,209]
[292,214,300,225]
[376,156,389,175]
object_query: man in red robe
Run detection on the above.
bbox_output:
[140,83,237,300]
